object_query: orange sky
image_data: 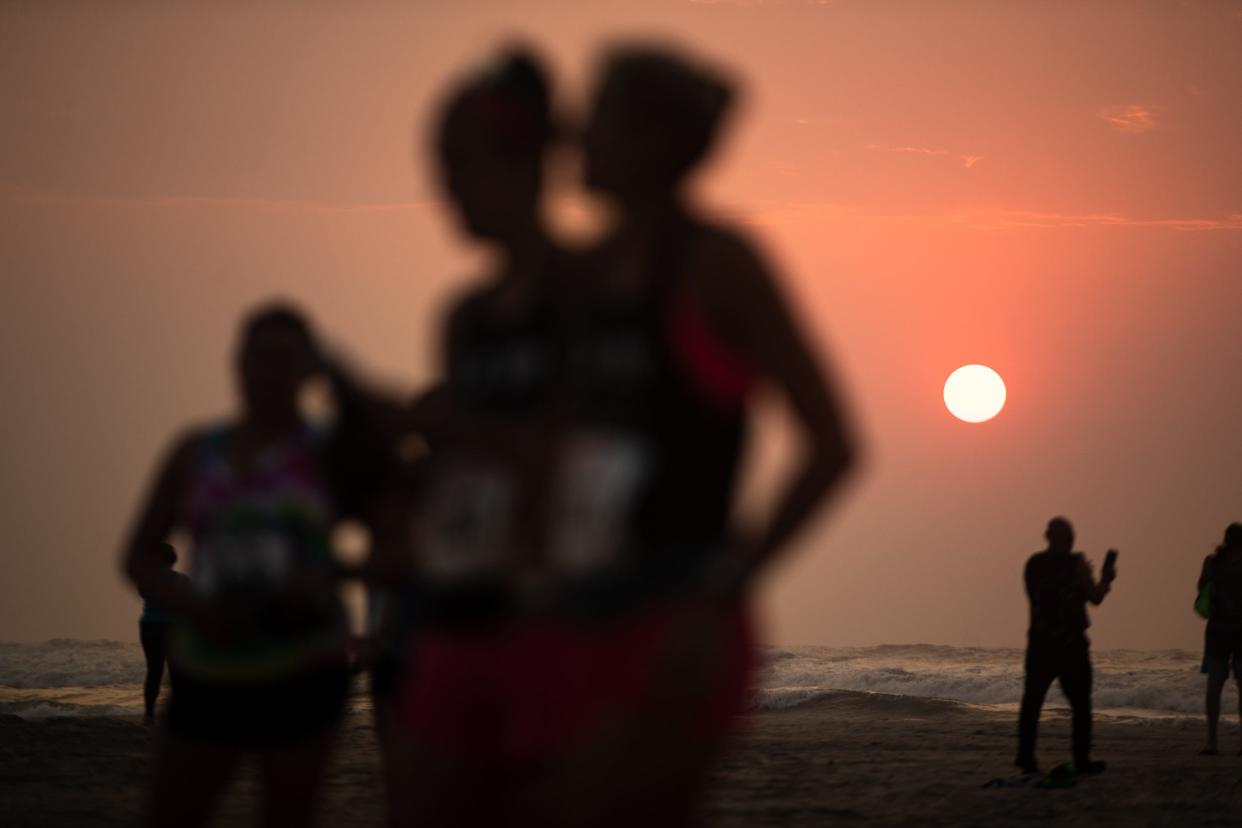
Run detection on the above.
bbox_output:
[3,1,1241,648]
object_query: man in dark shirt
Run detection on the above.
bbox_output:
[1015,517,1117,774]
[1197,522,1242,755]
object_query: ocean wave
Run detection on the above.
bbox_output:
[0,640,145,688]
[756,644,1230,717]
[1,639,1231,720]
[0,697,136,719]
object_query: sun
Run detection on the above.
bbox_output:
[944,365,1006,423]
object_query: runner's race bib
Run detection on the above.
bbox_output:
[193,530,294,604]
[414,459,515,584]
[546,430,649,578]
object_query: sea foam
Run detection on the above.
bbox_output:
[0,639,1233,720]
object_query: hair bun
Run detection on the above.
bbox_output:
[437,46,555,158]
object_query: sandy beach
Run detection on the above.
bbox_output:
[3,691,1240,827]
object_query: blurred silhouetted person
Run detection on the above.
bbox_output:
[137,541,191,724]
[557,43,858,825]
[121,304,355,828]
[1016,517,1116,775]
[397,49,575,828]
[401,41,856,828]
[1196,522,1242,755]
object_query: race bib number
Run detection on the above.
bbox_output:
[547,430,649,577]
[194,531,293,600]
[415,461,514,583]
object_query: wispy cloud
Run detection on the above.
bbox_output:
[867,144,982,170]
[1097,104,1156,134]
[0,182,441,214]
[865,144,948,157]
[719,201,1242,232]
[688,0,833,6]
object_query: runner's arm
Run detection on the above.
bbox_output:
[698,230,860,591]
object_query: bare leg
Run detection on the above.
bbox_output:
[402,749,502,828]
[1204,676,1224,754]
[1236,680,1242,755]
[258,726,339,828]
[143,733,239,828]
[139,623,167,723]
[600,730,716,828]
[546,614,742,828]
[374,697,416,828]
[507,716,715,828]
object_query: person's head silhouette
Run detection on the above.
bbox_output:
[1223,522,1242,550]
[1045,517,1075,553]
[157,542,177,569]
[435,48,553,243]
[234,303,319,427]
[583,45,734,203]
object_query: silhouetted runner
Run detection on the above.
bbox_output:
[1197,522,1242,756]
[121,304,370,828]
[398,42,858,828]
[554,44,859,826]
[137,541,191,724]
[1015,517,1116,776]
[395,49,580,828]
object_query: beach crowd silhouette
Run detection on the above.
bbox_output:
[118,42,1241,827]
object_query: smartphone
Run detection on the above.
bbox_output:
[1104,549,1119,570]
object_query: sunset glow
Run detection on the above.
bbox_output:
[2,1,1240,654]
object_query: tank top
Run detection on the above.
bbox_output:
[553,219,757,612]
[172,424,348,683]
[415,229,759,621]
[411,276,564,625]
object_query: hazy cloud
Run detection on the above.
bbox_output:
[867,144,982,170]
[1098,104,1156,134]
[688,0,833,6]
[0,183,440,215]
[725,201,1242,232]
[865,144,949,157]
[14,183,1237,235]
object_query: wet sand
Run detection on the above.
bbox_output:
[2,692,1240,827]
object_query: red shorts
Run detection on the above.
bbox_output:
[401,602,756,764]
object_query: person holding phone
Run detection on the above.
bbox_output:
[1015,516,1117,776]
